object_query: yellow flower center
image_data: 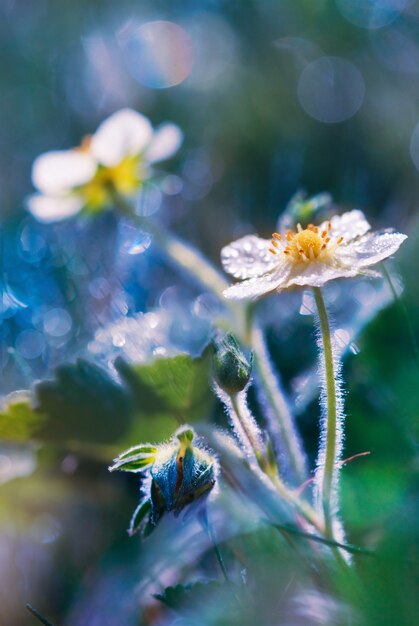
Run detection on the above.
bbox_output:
[77,156,143,211]
[269,223,343,264]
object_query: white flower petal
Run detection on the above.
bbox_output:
[284,261,364,289]
[320,209,371,242]
[90,109,153,167]
[27,194,84,222]
[223,265,291,300]
[145,124,183,163]
[32,150,97,194]
[221,235,280,279]
[338,231,407,269]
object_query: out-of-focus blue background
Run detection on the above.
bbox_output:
[2,0,419,389]
[1,2,419,625]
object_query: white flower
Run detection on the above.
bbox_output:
[27,108,183,222]
[221,210,407,299]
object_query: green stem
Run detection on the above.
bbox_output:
[251,321,307,484]
[230,393,264,461]
[113,191,307,491]
[227,392,322,532]
[313,287,337,539]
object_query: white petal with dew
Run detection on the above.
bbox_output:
[338,231,407,269]
[32,150,97,194]
[321,209,371,242]
[145,124,183,163]
[27,194,84,222]
[90,109,153,167]
[283,261,367,289]
[223,266,291,300]
[221,234,279,279]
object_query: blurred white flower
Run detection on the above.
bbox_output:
[27,108,183,222]
[221,210,407,299]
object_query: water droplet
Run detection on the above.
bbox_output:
[299,291,315,315]
[193,293,222,319]
[334,328,352,350]
[112,332,126,347]
[0,283,27,318]
[15,329,45,359]
[127,231,152,255]
[43,308,72,337]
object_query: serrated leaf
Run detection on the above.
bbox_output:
[0,392,47,442]
[35,359,133,444]
[115,352,213,423]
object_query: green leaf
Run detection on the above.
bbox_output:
[128,498,153,536]
[35,359,132,444]
[109,444,157,472]
[0,392,47,442]
[115,352,213,423]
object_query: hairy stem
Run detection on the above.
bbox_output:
[218,387,322,532]
[313,287,338,539]
[230,392,264,461]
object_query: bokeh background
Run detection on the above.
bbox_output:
[1,1,419,624]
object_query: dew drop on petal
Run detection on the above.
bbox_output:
[298,57,365,123]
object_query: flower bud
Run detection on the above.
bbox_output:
[212,332,253,395]
[281,191,332,230]
[151,426,216,521]
[110,426,216,536]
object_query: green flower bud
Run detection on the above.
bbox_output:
[212,332,253,395]
[282,191,332,230]
[110,426,216,537]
